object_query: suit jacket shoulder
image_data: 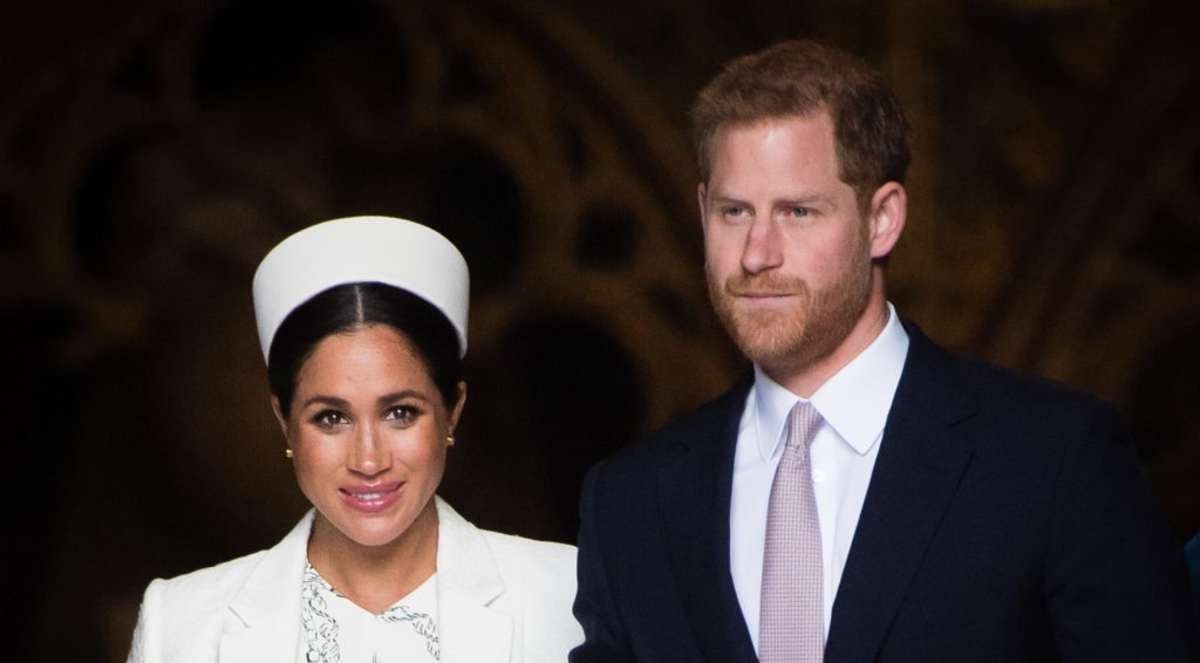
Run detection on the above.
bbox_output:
[952,347,1113,420]
[591,374,752,484]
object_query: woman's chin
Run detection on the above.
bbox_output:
[314,499,435,551]
[333,512,412,548]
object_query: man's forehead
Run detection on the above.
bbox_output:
[707,119,841,183]
[711,109,834,143]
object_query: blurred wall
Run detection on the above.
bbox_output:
[3,0,1197,659]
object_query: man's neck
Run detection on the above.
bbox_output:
[766,294,891,399]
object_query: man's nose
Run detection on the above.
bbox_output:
[740,216,784,274]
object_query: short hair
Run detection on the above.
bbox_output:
[691,39,911,209]
[267,282,462,415]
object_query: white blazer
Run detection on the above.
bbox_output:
[127,497,582,663]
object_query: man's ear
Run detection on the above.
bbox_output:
[867,181,907,259]
[697,182,709,227]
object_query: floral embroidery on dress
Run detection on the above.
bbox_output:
[301,563,341,663]
[379,602,440,660]
[301,561,440,662]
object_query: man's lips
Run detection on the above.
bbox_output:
[339,481,403,512]
[728,290,799,299]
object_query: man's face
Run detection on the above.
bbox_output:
[700,112,874,375]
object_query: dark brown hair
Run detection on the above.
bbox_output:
[691,39,911,209]
[267,282,462,415]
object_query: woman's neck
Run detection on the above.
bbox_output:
[307,500,439,614]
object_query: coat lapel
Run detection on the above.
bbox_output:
[435,498,513,663]
[825,323,978,663]
[218,502,513,663]
[218,511,313,663]
[658,376,759,663]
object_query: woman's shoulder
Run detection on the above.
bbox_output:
[128,549,275,663]
[475,527,578,613]
[142,512,313,614]
[473,528,584,656]
[435,498,576,591]
[148,548,270,602]
[479,528,577,573]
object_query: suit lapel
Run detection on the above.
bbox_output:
[218,511,313,663]
[658,376,758,663]
[825,323,978,663]
[435,498,513,663]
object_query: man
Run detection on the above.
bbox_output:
[570,40,1196,662]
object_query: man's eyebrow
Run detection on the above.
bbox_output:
[778,193,836,207]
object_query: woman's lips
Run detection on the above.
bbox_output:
[339,481,403,513]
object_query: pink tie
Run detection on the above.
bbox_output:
[759,401,824,662]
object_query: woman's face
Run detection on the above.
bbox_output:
[274,323,463,549]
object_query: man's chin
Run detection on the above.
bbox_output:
[730,327,806,367]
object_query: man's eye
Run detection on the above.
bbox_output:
[789,206,810,218]
[385,405,421,425]
[312,410,347,428]
[723,206,745,216]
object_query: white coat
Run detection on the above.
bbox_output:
[127,497,582,663]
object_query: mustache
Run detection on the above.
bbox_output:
[722,274,808,296]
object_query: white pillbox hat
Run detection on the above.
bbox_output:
[251,216,470,362]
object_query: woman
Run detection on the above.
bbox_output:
[127,216,582,663]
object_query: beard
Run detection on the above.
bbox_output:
[706,232,872,376]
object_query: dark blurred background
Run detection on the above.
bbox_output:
[3,0,1198,659]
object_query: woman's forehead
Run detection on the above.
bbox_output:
[297,325,433,391]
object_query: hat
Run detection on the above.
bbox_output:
[252,216,470,362]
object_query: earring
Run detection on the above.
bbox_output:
[446,434,456,447]
[285,448,294,459]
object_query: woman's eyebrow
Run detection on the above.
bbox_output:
[377,390,429,406]
[302,394,350,409]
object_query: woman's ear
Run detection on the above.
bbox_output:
[270,396,290,440]
[448,381,468,433]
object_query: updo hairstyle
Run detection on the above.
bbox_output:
[267,282,463,415]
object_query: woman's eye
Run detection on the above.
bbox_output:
[312,410,347,429]
[385,405,421,425]
[723,206,745,217]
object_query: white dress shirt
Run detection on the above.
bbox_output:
[730,303,909,651]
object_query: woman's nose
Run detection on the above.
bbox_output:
[348,424,391,476]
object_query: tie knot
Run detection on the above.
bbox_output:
[786,401,822,450]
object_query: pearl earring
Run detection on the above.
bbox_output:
[285,448,294,459]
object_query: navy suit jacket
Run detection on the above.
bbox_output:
[571,322,1197,662]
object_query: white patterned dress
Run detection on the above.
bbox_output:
[300,561,440,663]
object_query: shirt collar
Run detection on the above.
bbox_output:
[753,303,910,461]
